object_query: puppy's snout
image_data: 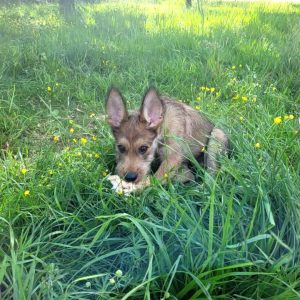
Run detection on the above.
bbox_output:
[124,172,138,182]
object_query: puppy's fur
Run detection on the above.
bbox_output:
[106,87,229,185]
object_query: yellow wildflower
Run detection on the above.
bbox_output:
[65,146,70,151]
[241,96,248,101]
[210,87,215,93]
[94,153,100,158]
[273,116,282,125]
[196,96,201,101]
[200,86,205,91]
[47,86,52,92]
[86,153,93,158]
[255,143,261,149]
[164,173,169,178]
[53,135,60,142]
[231,65,236,70]
[21,168,28,175]
[73,138,77,143]
[195,105,201,110]
[92,135,97,141]
[284,115,290,120]
[80,137,87,145]
[102,171,108,177]
[55,82,59,86]
[24,190,30,197]
[205,87,210,92]
[77,152,82,156]
[200,146,205,152]
[70,128,74,133]
[48,170,54,175]
[289,114,294,120]
[89,113,96,118]
[239,116,244,122]
[117,191,123,196]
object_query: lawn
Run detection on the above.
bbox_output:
[0,0,300,299]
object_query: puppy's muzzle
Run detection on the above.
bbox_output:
[124,172,138,182]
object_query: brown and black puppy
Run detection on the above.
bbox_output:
[106,87,229,193]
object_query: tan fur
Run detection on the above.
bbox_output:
[106,88,229,187]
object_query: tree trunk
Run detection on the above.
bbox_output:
[186,0,192,8]
[59,0,75,20]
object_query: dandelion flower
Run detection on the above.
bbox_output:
[76,152,82,157]
[94,153,100,158]
[210,87,215,92]
[24,190,30,197]
[89,113,96,118]
[115,270,123,277]
[231,65,236,70]
[47,86,52,92]
[205,87,210,92]
[273,116,282,125]
[255,143,261,149]
[284,115,289,120]
[80,137,87,145]
[241,96,248,101]
[196,96,201,101]
[200,86,205,91]
[239,116,244,122]
[195,105,201,110]
[53,135,60,142]
[117,191,123,196]
[102,171,108,177]
[21,168,28,175]
[289,114,294,120]
[69,128,74,133]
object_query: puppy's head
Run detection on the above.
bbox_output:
[106,87,164,183]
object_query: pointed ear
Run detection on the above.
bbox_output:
[140,88,164,129]
[106,87,128,128]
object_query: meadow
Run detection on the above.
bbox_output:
[0,0,300,299]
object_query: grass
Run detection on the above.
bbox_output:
[0,0,300,298]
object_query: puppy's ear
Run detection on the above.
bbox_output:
[106,87,128,128]
[140,88,164,129]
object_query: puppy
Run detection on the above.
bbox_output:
[106,87,229,193]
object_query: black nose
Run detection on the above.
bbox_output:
[124,172,138,182]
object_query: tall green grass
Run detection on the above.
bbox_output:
[0,1,299,298]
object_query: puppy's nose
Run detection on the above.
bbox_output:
[124,172,138,182]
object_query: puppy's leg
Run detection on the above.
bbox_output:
[173,163,195,183]
[205,127,229,175]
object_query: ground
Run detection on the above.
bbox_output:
[0,0,299,299]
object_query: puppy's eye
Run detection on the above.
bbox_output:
[139,145,148,154]
[117,145,126,153]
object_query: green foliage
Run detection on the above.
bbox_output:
[0,1,300,299]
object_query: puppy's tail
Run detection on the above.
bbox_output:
[205,127,229,175]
